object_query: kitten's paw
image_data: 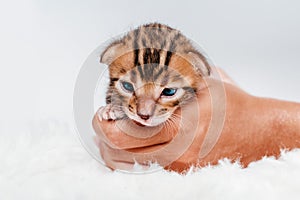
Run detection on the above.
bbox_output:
[97,104,124,121]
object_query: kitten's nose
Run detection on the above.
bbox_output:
[136,97,155,120]
[137,113,150,120]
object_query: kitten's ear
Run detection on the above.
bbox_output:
[100,41,126,65]
[187,52,211,76]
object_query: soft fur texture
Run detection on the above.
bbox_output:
[1,121,300,200]
[99,23,210,126]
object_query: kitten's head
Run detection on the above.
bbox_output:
[100,23,211,126]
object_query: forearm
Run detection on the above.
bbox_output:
[199,91,300,167]
[266,98,300,149]
[239,97,300,165]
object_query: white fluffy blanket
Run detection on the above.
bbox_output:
[1,121,300,200]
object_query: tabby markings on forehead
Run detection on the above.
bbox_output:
[160,74,169,86]
[130,70,137,83]
[137,65,144,80]
[153,67,164,81]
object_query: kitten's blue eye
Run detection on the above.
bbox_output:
[122,81,134,92]
[161,88,177,96]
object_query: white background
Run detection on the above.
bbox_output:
[1,1,300,199]
[1,0,299,129]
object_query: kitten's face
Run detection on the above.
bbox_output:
[109,51,200,126]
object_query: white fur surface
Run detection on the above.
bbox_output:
[1,121,300,200]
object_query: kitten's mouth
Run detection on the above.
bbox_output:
[125,108,169,127]
[131,117,166,127]
[132,120,146,127]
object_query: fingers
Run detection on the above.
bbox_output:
[92,114,177,150]
[99,140,135,171]
[92,97,202,171]
[93,111,179,170]
[97,139,165,171]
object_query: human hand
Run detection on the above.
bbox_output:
[93,69,300,173]
[92,74,229,172]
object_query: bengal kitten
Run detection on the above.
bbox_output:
[98,23,211,127]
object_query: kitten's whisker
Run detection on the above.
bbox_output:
[169,113,182,119]
[162,116,186,137]
[167,113,195,130]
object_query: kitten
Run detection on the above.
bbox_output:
[98,23,211,127]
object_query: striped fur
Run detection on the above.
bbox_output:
[100,23,211,126]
